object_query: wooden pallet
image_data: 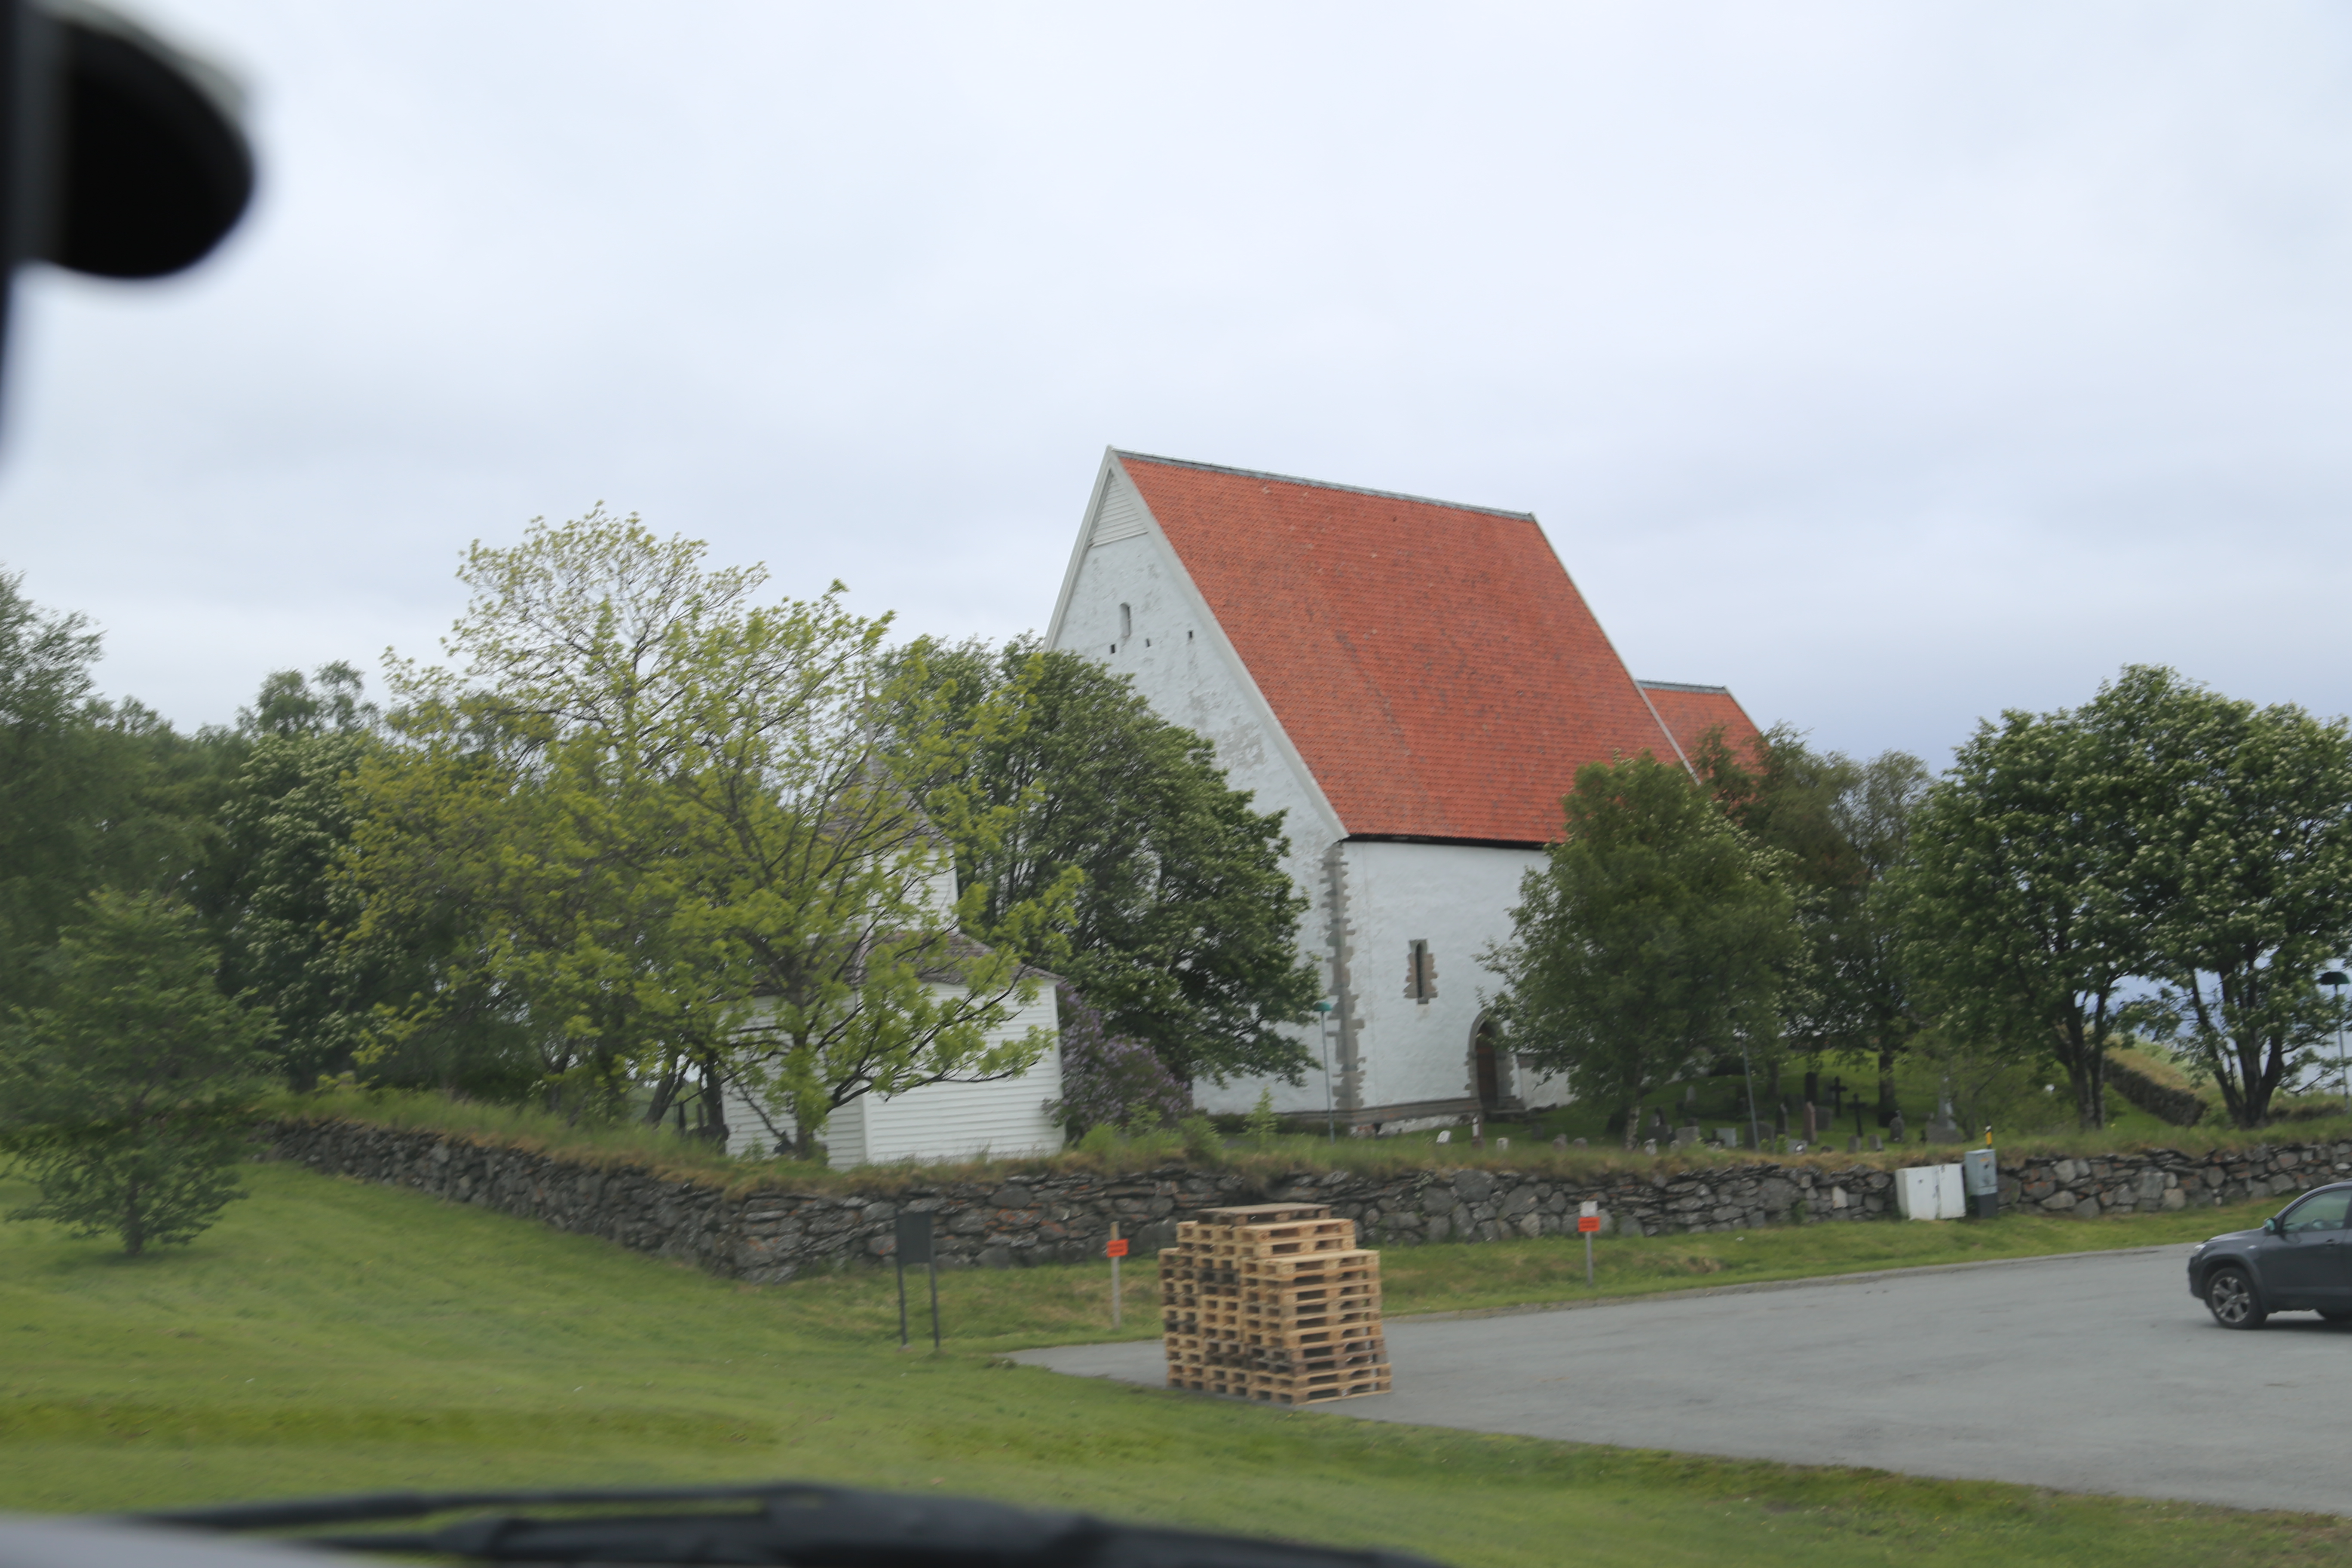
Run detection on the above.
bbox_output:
[1177,1217,1356,1247]
[1235,1250,1381,1285]
[1237,1323,1385,1351]
[1244,1366,1392,1405]
[1158,1203,1387,1403]
[1239,1278,1381,1307]
[1191,1203,1334,1225]
[1194,1236,1355,1263]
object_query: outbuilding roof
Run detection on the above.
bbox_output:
[1637,680,1764,768]
[1115,452,1703,845]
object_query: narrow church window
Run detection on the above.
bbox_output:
[1119,603,1133,640]
[1405,939,1436,1002]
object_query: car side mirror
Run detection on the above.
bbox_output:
[2264,1216,2281,1235]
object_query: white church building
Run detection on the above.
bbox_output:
[1045,450,1759,1129]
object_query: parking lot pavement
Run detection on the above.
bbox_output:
[1013,1245,2352,1517]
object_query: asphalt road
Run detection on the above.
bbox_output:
[1013,1246,2352,1516]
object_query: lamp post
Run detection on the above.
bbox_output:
[2324,971,2349,1114]
[1315,1000,1337,1141]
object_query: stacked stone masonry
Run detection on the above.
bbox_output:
[263,1121,2352,1286]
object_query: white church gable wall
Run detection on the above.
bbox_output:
[1048,463,1342,1115]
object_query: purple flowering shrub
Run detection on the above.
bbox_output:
[1054,983,1192,1135]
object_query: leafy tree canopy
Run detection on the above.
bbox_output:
[1488,752,1799,1148]
[2091,667,2352,1128]
[0,890,278,1254]
[350,512,1072,1149]
[887,636,1318,1088]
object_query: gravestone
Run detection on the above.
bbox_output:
[1888,1112,1906,1144]
[1673,1125,1700,1148]
[1552,1133,1569,1149]
[1642,1138,1658,1155]
[1572,1137,1588,1150]
[1868,1134,1884,1152]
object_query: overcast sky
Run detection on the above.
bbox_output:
[1,2,2347,768]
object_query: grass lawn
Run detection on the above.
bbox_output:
[2,1161,2342,1568]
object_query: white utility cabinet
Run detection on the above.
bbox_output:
[1894,1162,1968,1221]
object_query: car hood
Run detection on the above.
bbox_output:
[2202,1227,2263,1246]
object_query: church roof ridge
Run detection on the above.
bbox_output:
[1112,450,1537,523]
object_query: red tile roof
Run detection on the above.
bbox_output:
[1117,453,1687,845]
[1638,681,1763,767]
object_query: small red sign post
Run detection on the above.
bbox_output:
[1108,1224,1125,1329]
[1578,1203,1602,1287]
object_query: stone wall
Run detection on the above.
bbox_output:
[2105,1059,2210,1128]
[263,1119,2352,1286]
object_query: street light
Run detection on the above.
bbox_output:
[2323,970,2349,1114]
[1314,1000,1337,1141]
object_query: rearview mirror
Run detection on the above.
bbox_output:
[0,0,251,412]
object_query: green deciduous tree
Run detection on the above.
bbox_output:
[1695,725,1930,1124]
[1487,753,1800,1148]
[888,637,1317,1088]
[0,891,278,1255]
[1896,666,2352,1132]
[2089,667,2352,1128]
[211,665,459,1091]
[1891,702,2140,1130]
[350,513,1071,1149]
[0,574,236,1005]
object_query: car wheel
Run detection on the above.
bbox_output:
[2205,1266,2267,1329]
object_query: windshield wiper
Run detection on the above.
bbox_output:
[131,1481,1452,1567]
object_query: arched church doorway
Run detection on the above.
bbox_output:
[1471,1017,1504,1110]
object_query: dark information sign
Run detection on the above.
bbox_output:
[894,1210,934,1265]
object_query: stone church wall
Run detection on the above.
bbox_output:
[262,1118,2352,1286]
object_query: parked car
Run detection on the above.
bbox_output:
[2188,1182,2352,1329]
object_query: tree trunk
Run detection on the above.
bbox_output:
[642,1054,686,1126]
[2058,1012,2108,1130]
[1620,1096,1639,1151]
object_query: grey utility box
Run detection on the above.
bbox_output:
[1960,1147,2000,1219]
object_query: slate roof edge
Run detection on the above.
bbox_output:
[1112,449,1539,523]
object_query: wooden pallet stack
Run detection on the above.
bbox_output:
[1159,1202,1390,1405]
